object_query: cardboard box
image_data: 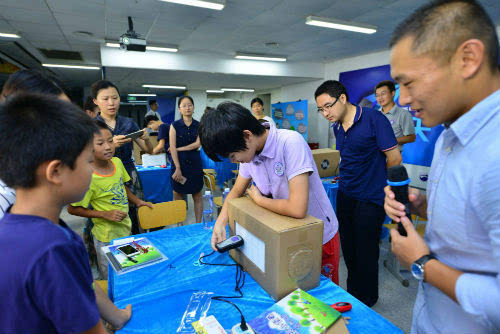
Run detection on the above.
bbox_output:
[133,135,159,165]
[312,149,340,178]
[227,197,323,301]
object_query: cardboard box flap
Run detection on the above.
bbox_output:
[229,197,322,233]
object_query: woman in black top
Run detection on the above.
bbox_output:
[170,96,204,224]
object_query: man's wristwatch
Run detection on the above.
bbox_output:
[411,254,436,281]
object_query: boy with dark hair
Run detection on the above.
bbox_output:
[374,80,415,151]
[0,94,105,333]
[68,120,152,279]
[315,79,402,306]
[199,102,340,284]
[84,95,99,118]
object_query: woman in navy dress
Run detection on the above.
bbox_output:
[170,96,204,224]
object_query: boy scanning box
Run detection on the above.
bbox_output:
[199,102,340,284]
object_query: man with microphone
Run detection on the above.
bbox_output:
[385,0,500,333]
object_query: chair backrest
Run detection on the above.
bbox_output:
[138,200,187,230]
[203,173,217,192]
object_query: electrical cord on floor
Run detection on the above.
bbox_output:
[199,251,248,331]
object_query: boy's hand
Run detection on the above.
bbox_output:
[136,200,153,209]
[211,221,227,251]
[107,304,132,331]
[113,135,132,148]
[102,210,127,222]
[247,184,262,204]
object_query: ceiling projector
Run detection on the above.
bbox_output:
[119,16,146,52]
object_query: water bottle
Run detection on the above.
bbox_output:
[222,188,230,205]
[202,190,214,230]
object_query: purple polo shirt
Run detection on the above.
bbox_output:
[0,212,100,333]
[239,125,337,244]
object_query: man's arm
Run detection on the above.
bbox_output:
[397,134,416,144]
[247,173,309,219]
[384,147,402,168]
[152,139,165,155]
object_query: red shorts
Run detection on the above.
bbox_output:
[321,232,340,285]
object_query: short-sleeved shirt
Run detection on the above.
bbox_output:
[71,157,132,242]
[239,125,337,244]
[145,110,161,120]
[95,114,140,176]
[0,213,100,333]
[157,122,171,154]
[333,105,398,206]
[0,179,15,220]
[381,104,415,151]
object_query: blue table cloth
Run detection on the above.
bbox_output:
[321,177,339,214]
[136,165,173,203]
[200,148,238,189]
[110,224,402,334]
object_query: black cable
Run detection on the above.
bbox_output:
[199,251,248,330]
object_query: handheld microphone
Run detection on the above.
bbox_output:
[387,165,411,237]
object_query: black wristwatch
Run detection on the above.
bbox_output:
[411,254,436,281]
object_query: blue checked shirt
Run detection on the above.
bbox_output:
[412,90,500,333]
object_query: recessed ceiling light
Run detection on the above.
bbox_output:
[142,84,186,90]
[221,88,255,92]
[235,53,286,62]
[42,64,100,70]
[106,42,120,48]
[305,16,377,34]
[0,32,21,39]
[206,90,224,93]
[128,94,157,97]
[158,0,225,10]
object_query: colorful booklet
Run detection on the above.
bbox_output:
[248,289,344,334]
[102,237,167,275]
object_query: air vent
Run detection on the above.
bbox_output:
[38,49,83,61]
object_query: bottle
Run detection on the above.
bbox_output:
[222,188,230,204]
[202,190,214,230]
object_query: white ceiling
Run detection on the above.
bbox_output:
[1,0,499,94]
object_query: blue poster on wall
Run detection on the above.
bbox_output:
[339,65,444,167]
[271,100,308,141]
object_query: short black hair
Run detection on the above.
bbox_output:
[84,95,98,111]
[1,69,64,98]
[250,97,263,107]
[178,95,194,107]
[199,102,266,162]
[90,80,120,99]
[390,0,499,71]
[149,99,157,106]
[143,115,159,128]
[314,80,349,101]
[375,80,396,93]
[94,119,110,132]
[0,93,98,189]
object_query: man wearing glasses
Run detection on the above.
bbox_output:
[375,80,416,152]
[315,80,401,307]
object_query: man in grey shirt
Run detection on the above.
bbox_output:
[375,80,415,151]
[385,0,500,333]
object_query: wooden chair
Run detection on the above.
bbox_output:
[138,200,187,230]
[95,280,108,295]
[203,170,217,193]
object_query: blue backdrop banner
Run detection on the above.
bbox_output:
[271,100,308,141]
